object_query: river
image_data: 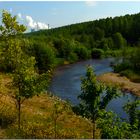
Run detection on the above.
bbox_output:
[49,58,139,120]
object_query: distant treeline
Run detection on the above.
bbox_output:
[22,13,140,72]
[27,12,140,44]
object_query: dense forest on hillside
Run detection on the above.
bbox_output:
[23,12,140,74]
[27,12,140,45]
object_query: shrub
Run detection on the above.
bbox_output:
[75,45,91,60]
[113,62,131,73]
[68,52,78,63]
[91,48,104,59]
[120,69,140,83]
[33,43,56,73]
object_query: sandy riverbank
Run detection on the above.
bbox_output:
[97,72,140,97]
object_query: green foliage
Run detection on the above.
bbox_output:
[123,100,140,129]
[113,47,140,82]
[112,32,126,49]
[25,12,140,63]
[0,12,25,70]
[53,38,71,59]
[67,52,78,63]
[78,66,104,119]
[76,66,120,138]
[94,27,104,41]
[77,66,120,118]
[129,47,140,71]
[113,63,131,73]
[91,48,104,59]
[100,86,120,109]
[0,10,51,130]
[76,66,140,138]
[95,39,109,50]
[74,44,90,60]
[97,110,132,139]
[33,42,55,73]
[120,69,140,83]
[0,10,26,39]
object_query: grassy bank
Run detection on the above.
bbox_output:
[0,73,101,139]
[119,70,140,83]
[97,72,140,97]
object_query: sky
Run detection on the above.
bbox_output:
[0,1,140,31]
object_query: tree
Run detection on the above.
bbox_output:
[52,100,67,138]
[113,32,126,49]
[97,110,132,139]
[0,10,26,72]
[33,42,55,73]
[91,48,104,59]
[129,47,140,71]
[0,10,51,130]
[0,10,26,39]
[94,27,104,41]
[123,100,140,129]
[77,66,119,138]
[119,100,140,139]
[74,43,90,60]
[96,99,140,139]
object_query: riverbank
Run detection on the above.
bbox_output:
[97,72,140,97]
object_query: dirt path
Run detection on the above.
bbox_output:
[97,72,140,97]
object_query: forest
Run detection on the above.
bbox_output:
[0,10,140,139]
[24,12,140,80]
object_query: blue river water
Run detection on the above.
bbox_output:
[49,58,139,120]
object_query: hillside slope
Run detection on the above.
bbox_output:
[0,73,99,139]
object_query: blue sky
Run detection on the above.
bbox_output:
[0,1,140,31]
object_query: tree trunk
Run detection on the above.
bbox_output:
[54,119,57,139]
[18,99,21,130]
[93,122,96,139]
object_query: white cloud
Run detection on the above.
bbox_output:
[85,1,97,7]
[25,15,48,30]
[37,22,48,29]
[26,15,37,29]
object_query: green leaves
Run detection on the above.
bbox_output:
[77,66,140,138]
[97,109,132,139]
[100,86,120,109]
[0,10,50,100]
[123,100,140,129]
[0,10,51,130]
[0,10,26,39]
[78,66,119,119]
[77,66,123,138]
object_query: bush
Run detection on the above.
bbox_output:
[113,62,131,73]
[91,48,104,59]
[120,69,140,83]
[33,42,56,73]
[75,45,91,60]
[68,52,78,63]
